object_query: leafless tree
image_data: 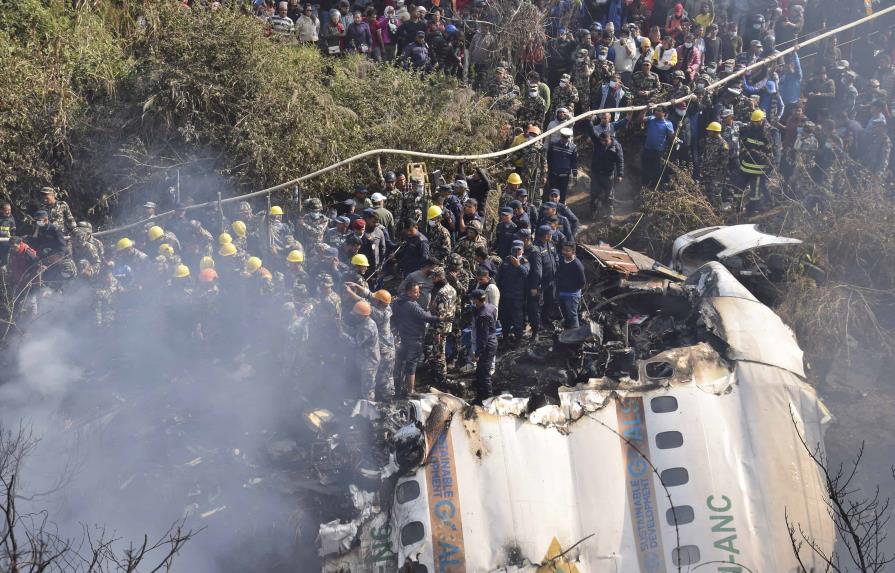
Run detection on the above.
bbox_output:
[787,415,894,572]
[0,424,199,573]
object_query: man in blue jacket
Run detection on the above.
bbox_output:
[496,240,530,343]
[392,281,443,398]
[778,46,802,121]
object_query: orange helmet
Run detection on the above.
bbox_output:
[372,290,392,305]
[353,300,372,316]
[199,268,218,283]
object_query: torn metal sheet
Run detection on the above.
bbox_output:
[319,257,831,573]
[671,223,802,275]
[579,243,686,281]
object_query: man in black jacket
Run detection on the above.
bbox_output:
[545,128,578,203]
[392,281,443,398]
[534,225,557,329]
[496,240,530,343]
[588,130,625,217]
[520,229,542,337]
[398,219,430,275]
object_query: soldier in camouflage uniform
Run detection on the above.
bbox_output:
[93,268,121,328]
[452,219,488,270]
[488,66,520,112]
[382,172,404,224]
[571,49,595,113]
[700,122,730,205]
[399,177,426,228]
[631,60,662,105]
[446,253,472,301]
[40,187,77,234]
[552,74,579,116]
[297,198,329,247]
[315,272,342,320]
[425,267,457,382]
[590,46,616,109]
[518,126,548,195]
[341,299,381,401]
[426,206,452,262]
[668,70,691,102]
[72,224,104,276]
[516,83,548,130]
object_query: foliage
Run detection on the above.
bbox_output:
[0,2,502,222]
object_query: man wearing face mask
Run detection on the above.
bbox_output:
[592,46,616,99]
[518,125,548,195]
[552,77,579,117]
[516,82,548,130]
[571,48,595,113]
[677,32,701,82]
[594,73,630,120]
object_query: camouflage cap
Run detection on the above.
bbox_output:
[430,265,446,278]
[447,253,464,268]
[318,273,334,286]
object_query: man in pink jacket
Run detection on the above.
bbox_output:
[677,32,702,82]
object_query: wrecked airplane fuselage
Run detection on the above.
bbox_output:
[315,250,834,573]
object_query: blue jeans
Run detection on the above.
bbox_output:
[558,291,581,329]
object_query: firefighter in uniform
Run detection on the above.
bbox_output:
[738,109,780,213]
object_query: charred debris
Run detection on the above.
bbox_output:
[305,243,739,563]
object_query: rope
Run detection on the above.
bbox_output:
[93,4,895,238]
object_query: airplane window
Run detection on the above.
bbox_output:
[666,505,695,525]
[401,521,425,546]
[660,467,690,487]
[672,545,701,565]
[396,480,421,504]
[656,431,684,449]
[646,361,674,379]
[650,396,678,413]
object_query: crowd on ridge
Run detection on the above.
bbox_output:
[1,0,894,404]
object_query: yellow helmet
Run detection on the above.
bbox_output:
[706,121,722,132]
[351,253,370,267]
[218,232,233,245]
[116,237,133,251]
[286,249,305,263]
[751,109,766,122]
[158,243,174,257]
[269,206,284,216]
[246,256,263,273]
[200,256,215,270]
[427,205,443,220]
[219,242,238,257]
[148,226,165,242]
[173,264,190,279]
[231,220,247,238]
[507,172,522,185]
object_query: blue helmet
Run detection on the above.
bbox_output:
[445,24,458,35]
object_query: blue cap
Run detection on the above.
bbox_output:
[343,198,356,206]
[362,207,376,216]
[470,288,486,300]
[543,201,557,209]
[512,240,524,248]
[416,30,426,37]
[33,209,48,218]
[499,207,513,215]
[355,186,368,194]
[592,22,603,31]
[549,188,561,197]
[558,27,567,34]
[508,200,522,209]
[516,228,532,237]
[335,215,350,224]
[536,224,553,237]
[516,188,528,196]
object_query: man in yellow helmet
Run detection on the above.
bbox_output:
[425,205,452,262]
[145,225,181,253]
[258,205,297,262]
[701,121,730,206]
[738,108,780,213]
[285,249,309,303]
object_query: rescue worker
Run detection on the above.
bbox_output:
[546,189,579,236]
[494,207,518,258]
[589,130,625,216]
[739,109,780,212]
[398,219,430,274]
[553,76,579,116]
[392,281,443,398]
[496,240,529,343]
[516,83,548,130]
[426,266,457,383]
[518,125,548,196]
[342,286,396,400]
[40,187,77,234]
[298,198,329,246]
[284,249,309,303]
[470,288,498,404]
[426,205,452,262]
[453,219,487,270]
[571,49,595,113]
[555,242,585,329]
[534,225,556,329]
[545,127,578,203]
[0,202,16,262]
[147,225,181,253]
[701,121,730,205]
[341,300,381,401]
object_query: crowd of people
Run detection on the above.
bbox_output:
[2,0,894,405]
